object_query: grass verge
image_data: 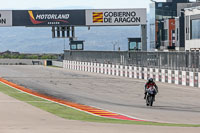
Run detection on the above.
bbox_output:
[0,82,199,127]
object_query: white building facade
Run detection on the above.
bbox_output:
[185,7,200,51]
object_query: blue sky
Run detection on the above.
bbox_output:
[0,0,167,11]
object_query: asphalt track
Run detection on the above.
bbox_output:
[0,65,200,124]
[1,93,199,133]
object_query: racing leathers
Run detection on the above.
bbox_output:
[144,81,158,100]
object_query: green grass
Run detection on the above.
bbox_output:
[0,82,200,127]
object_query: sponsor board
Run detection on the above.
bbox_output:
[12,10,85,26]
[0,9,146,27]
[0,10,12,27]
[86,9,146,26]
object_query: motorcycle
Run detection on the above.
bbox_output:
[146,87,157,106]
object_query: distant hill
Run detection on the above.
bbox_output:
[0,26,140,53]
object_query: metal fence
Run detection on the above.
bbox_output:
[64,50,200,72]
[0,59,44,65]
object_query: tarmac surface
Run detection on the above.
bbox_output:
[1,92,200,133]
[0,65,200,125]
[0,93,200,133]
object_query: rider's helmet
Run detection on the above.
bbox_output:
[148,78,154,83]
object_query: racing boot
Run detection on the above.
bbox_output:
[144,93,147,99]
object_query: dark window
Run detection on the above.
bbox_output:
[186,16,190,40]
[177,28,179,41]
[191,19,200,39]
[164,29,168,40]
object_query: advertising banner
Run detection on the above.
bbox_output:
[86,9,146,26]
[0,10,12,27]
[12,10,85,26]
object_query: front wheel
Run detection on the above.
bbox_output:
[149,95,154,106]
[149,96,153,106]
[146,95,154,106]
[146,95,150,106]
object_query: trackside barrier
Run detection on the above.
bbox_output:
[175,70,179,85]
[112,65,115,76]
[161,69,165,83]
[125,66,128,78]
[116,65,119,76]
[182,71,186,86]
[198,72,200,88]
[145,68,148,79]
[168,70,172,84]
[190,72,194,87]
[150,68,153,79]
[155,69,159,82]
[63,60,200,88]
[139,67,142,79]
[129,66,133,78]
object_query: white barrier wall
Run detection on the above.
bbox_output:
[150,68,153,78]
[155,69,159,82]
[52,61,63,68]
[129,66,133,78]
[190,72,194,87]
[97,63,100,73]
[125,66,128,77]
[134,67,137,79]
[63,60,199,88]
[168,70,172,84]
[112,65,115,76]
[108,64,111,75]
[182,71,186,86]
[198,72,200,88]
[175,70,179,85]
[144,68,148,80]
[116,65,119,76]
[139,67,142,79]
[161,69,165,83]
[120,65,123,77]
[104,64,107,74]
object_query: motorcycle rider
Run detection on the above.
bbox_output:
[144,78,158,100]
